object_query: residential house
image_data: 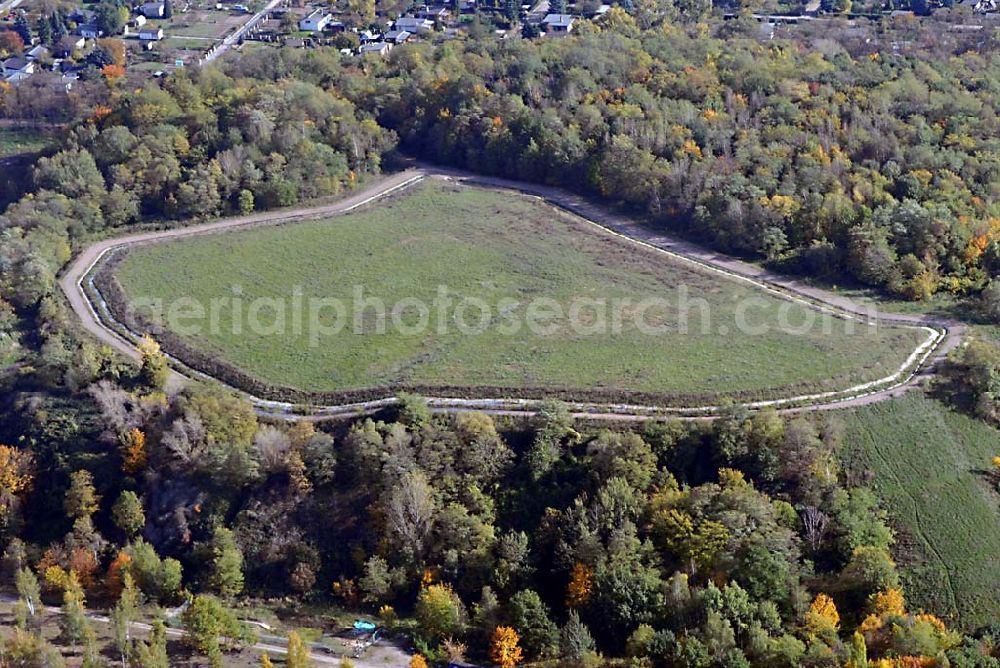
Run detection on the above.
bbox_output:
[133,14,148,26]
[393,16,434,32]
[384,29,411,43]
[2,56,34,82]
[140,1,165,17]
[298,8,332,31]
[77,23,104,38]
[69,8,96,24]
[541,13,574,34]
[25,44,50,61]
[359,41,391,56]
[55,35,86,57]
[416,5,448,20]
[138,25,164,40]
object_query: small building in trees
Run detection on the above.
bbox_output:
[140,1,166,17]
[138,25,164,40]
[359,40,391,56]
[384,29,411,43]
[541,13,575,34]
[77,23,104,38]
[394,15,434,32]
[25,45,49,62]
[416,5,449,20]
[298,9,332,31]
[55,35,86,57]
[2,55,34,82]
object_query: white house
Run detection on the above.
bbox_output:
[138,25,165,40]
[298,9,332,31]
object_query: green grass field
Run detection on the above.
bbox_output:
[113,180,926,400]
[0,127,51,158]
[839,393,1000,630]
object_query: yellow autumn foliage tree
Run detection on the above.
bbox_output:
[871,657,936,668]
[285,631,312,668]
[490,626,524,668]
[871,588,906,617]
[118,428,148,474]
[0,445,33,497]
[805,593,840,636]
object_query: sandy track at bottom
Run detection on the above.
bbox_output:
[59,164,965,422]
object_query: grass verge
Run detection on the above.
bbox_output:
[839,392,1000,630]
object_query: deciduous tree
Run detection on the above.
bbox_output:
[490,626,524,668]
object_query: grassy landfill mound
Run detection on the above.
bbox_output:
[110,180,926,404]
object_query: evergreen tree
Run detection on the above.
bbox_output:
[504,0,520,22]
[35,16,51,45]
[14,14,32,45]
[50,12,66,41]
[560,611,596,662]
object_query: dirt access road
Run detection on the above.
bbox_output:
[0,594,408,667]
[59,165,965,422]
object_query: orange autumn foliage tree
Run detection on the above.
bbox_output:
[91,105,113,121]
[105,551,132,598]
[118,428,148,474]
[102,64,126,81]
[566,562,594,608]
[409,655,428,668]
[68,547,99,591]
[490,626,523,668]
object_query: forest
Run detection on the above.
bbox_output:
[2,346,998,666]
[2,8,1000,668]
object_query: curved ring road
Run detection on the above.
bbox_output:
[59,165,965,422]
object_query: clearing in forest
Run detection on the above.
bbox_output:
[108,180,926,403]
